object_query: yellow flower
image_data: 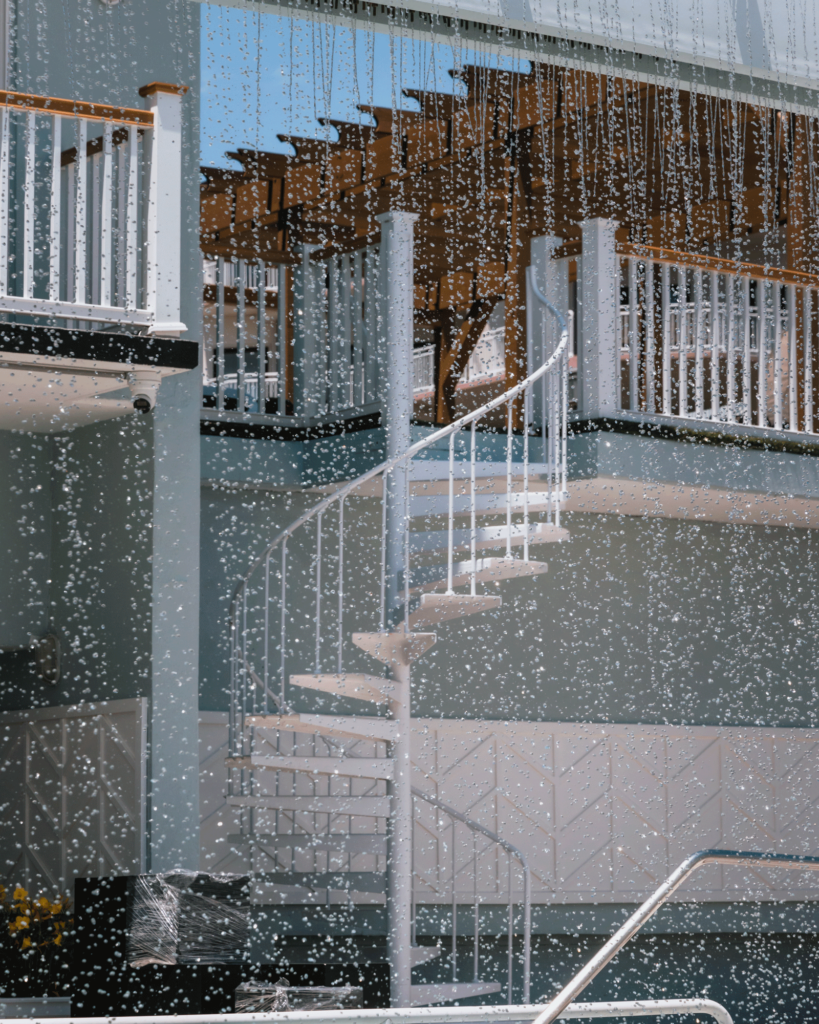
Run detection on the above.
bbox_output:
[50,901,62,914]
[13,887,27,901]
[21,936,31,949]
[53,934,62,946]
[15,916,29,930]
[8,922,17,934]
[37,896,50,909]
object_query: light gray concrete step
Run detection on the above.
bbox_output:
[246,711,398,743]
[226,753,394,780]
[410,981,503,1005]
[407,593,501,629]
[409,521,569,555]
[227,794,390,815]
[406,556,549,593]
[227,832,387,855]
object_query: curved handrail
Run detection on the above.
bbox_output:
[228,269,568,619]
[531,849,819,1024]
[3,998,733,1024]
[412,786,532,1003]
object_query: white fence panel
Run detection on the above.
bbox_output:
[200,715,819,904]
[0,699,146,892]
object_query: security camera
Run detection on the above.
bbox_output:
[128,368,161,413]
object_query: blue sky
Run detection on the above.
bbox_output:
[200,6,529,168]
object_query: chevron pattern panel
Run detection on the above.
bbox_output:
[0,699,146,892]
[412,721,819,903]
[199,716,819,903]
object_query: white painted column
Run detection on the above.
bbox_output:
[528,235,567,429]
[376,210,417,1009]
[579,218,619,417]
[377,211,418,624]
[142,83,188,336]
[292,244,326,416]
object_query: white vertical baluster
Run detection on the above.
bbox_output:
[694,269,704,417]
[74,118,88,304]
[628,257,638,411]
[256,260,266,414]
[91,148,100,305]
[447,432,455,593]
[23,110,35,299]
[353,251,364,407]
[788,283,797,430]
[806,289,814,433]
[506,403,513,557]
[125,125,138,309]
[328,256,339,413]
[216,256,226,412]
[774,282,783,431]
[470,421,476,594]
[49,115,62,302]
[742,276,751,424]
[115,136,126,306]
[99,122,113,308]
[65,161,75,303]
[0,107,9,296]
[678,265,687,416]
[277,264,287,415]
[661,263,671,414]
[645,260,655,413]
[757,281,768,428]
[237,258,246,411]
[341,254,352,407]
[523,392,530,562]
[726,276,736,422]
[710,271,720,420]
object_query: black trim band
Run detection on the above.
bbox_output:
[0,322,199,370]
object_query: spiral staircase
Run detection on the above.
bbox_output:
[224,265,569,1006]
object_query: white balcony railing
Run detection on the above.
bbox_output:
[0,85,186,335]
[616,246,819,434]
[203,246,381,419]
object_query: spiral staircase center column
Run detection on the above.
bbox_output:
[376,209,418,1007]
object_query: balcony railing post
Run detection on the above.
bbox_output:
[141,81,187,337]
[578,217,619,417]
[293,243,326,416]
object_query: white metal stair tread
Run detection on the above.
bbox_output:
[408,593,502,628]
[409,982,503,1005]
[410,521,569,554]
[410,489,564,518]
[352,631,437,665]
[409,556,549,592]
[227,832,387,854]
[226,754,394,780]
[411,461,553,481]
[250,883,386,906]
[290,672,400,703]
[246,711,398,743]
[227,794,390,815]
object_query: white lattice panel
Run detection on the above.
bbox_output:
[0,699,146,892]
[199,716,819,903]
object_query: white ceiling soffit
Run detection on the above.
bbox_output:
[195,0,819,112]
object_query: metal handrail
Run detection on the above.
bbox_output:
[531,849,819,1024]
[8,999,733,1024]
[411,786,532,1003]
[227,274,567,617]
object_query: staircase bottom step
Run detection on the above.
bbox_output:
[410,981,502,1005]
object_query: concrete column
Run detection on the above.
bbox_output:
[147,369,200,872]
[579,218,619,417]
[376,210,417,1008]
[292,244,326,416]
[528,235,567,430]
[376,211,418,626]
